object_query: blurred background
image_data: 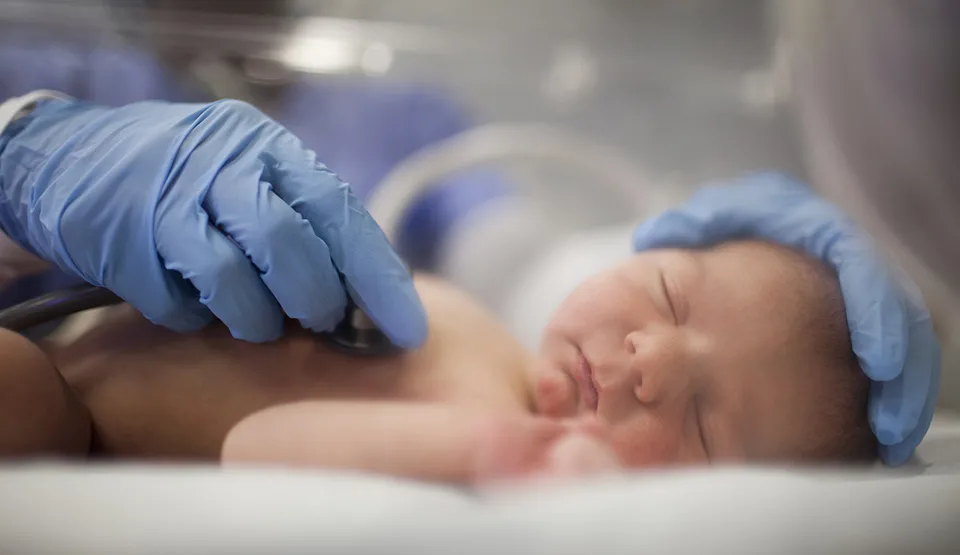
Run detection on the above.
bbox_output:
[0,0,801,173]
[0,0,800,311]
[0,0,801,219]
[1,0,956,409]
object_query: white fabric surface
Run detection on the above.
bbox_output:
[1,415,959,555]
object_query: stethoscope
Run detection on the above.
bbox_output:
[0,281,402,357]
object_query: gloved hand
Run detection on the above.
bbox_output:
[632,173,941,466]
[0,98,427,347]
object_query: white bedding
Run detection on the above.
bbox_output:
[1,412,958,555]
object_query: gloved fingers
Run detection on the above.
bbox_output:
[831,250,910,382]
[631,177,787,251]
[155,207,284,343]
[633,173,823,252]
[878,363,940,465]
[107,267,214,334]
[265,142,427,349]
[204,170,347,334]
[631,208,715,251]
[868,311,941,455]
[52,180,215,335]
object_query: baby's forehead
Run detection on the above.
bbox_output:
[691,242,838,367]
[701,240,813,268]
[700,241,828,299]
[615,241,832,332]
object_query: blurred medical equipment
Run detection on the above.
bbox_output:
[366,123,674,315]
[0,283,121,332]
[367,124,664,244]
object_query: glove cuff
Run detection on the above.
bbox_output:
[0,90,72,136]
[0,91,73,285]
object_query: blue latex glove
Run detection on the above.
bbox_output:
[0,98,427,347]
[632,173,941,466]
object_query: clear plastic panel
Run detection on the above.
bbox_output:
[0,0,800,191]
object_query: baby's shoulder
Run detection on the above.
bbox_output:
[415,274,517,351]
[413,275,533,411]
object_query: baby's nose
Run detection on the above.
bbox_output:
[623,329,689,405]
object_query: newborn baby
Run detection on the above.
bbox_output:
[0,240,876,484]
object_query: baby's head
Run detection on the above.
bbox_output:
[535,240,876,467]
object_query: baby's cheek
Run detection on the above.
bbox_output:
[608,420,684,468]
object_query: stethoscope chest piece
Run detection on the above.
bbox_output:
[319,299,403,357]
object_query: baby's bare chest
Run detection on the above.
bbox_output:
[46,308,528,459]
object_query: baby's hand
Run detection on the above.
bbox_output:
[471,415,621,485]
[543,418,621,478]
[533,360,579,418]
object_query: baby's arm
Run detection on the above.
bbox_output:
[221,401,620,485]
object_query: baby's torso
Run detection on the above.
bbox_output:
[42,276,533,460]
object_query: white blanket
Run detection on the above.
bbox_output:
[0,413,958,554]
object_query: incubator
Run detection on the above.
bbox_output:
[0,1,959,553]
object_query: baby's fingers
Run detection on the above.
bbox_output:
[471,417,567,483]
[561,415,611,441]
[544,433,623,478]
[534,362,578,418]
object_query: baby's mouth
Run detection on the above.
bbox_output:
[574,351,599,412]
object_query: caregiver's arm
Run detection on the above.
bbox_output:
[220,401,567,484]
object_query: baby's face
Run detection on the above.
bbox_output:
[535,241,835,467]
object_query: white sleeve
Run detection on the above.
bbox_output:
[0,90,73,286]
